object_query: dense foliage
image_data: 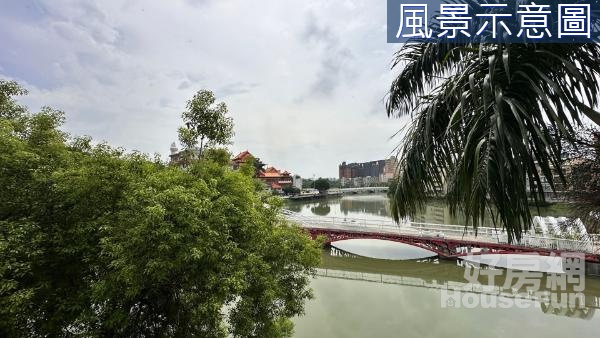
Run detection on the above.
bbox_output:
[313,178,331,193]
[386,2,600,242]
[302,179,342,190]
[0,80,320,337]
[282,185,301,196]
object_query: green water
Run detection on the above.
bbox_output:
[286,193,574,227]
[293,251,600,338]
[289,195,599,338]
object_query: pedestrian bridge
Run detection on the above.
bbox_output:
[328,187,388,195]
[283,211,600,263]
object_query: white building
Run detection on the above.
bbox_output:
[293,175,302,190]
[363,176,379,186]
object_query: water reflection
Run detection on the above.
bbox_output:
[290,195,595,338]
[293,250,600,338]
[318,249,600,319]
[287,194,574,227]
[331,239,437,260]
[339,195,390,217]
[285,202,303,213]
[310,202,331,216]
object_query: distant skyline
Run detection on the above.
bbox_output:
[1,0,409,178]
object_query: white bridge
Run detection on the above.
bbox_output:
[327,187,389,195]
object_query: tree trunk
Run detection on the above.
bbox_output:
[199,136,205,157]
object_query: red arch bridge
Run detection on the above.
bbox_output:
[283,212,600,263]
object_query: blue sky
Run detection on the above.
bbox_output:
[1,0,408,178]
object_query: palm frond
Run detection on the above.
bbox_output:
[388,30,600,242]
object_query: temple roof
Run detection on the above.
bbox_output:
[232,150,252,162]
[258,166,292,178]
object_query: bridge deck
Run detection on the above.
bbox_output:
[284,212,600,262]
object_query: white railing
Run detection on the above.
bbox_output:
[284,211,600,254]
[328,187,389,193]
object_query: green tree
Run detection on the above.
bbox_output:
[178,89,234,158]
[0,82,320,337]
[327,179,341,189]
[313,178,330,193]
[282,185,300,196]
[0,80,27,120]
[240,154,266,177]
[386,7,600,242]
[253,156,266,173]
[302,179,314,189]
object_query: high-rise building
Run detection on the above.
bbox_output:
[381,156,398,182]
[338,157,398,184]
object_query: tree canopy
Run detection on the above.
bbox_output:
[386,9,600,242]
[240,154,266,177]
[0,80,320,337]
[313,178,330,193]
[282,185,301,196]
[178,89,234,158]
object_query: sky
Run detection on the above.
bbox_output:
[0,0,409,178]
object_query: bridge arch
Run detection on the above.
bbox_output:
[306,227,600,263]
[329,238,438,260]
[310,228,460,258]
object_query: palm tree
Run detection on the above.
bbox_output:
[386,0,600,243]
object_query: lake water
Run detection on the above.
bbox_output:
[285,193,574,227]
[288,194,600,338]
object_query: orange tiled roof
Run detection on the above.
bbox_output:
[258,166,292,178]
[232,150,252,162]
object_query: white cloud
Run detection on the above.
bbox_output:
[0,0,406,177]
